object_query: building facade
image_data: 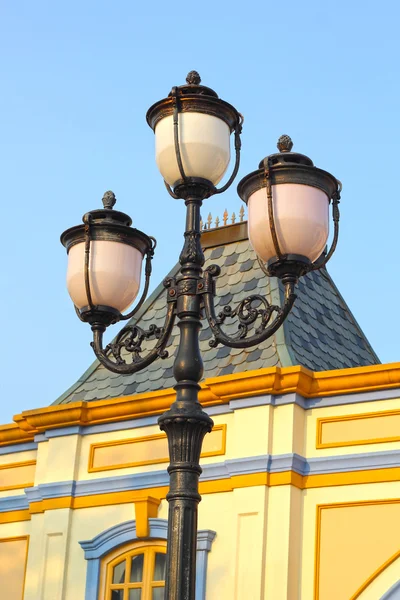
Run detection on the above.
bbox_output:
[1,221,400,600]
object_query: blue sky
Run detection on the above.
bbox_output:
[1,0,399,424]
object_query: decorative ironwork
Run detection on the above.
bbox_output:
[105,323,166,365]
[212,293,283,342]
[186,70,201,85]
[102,190,117,209]
[202,264,297,349]
[277,134,293,153]
[200,208,247,230]
[90,290,176,375]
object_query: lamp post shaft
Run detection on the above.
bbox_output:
[159,193,213,600]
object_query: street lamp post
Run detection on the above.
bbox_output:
[61,71,341,600]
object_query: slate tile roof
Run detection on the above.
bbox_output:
[54,224,379,405]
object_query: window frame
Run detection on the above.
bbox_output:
[101,540,166,600]
[80,519,215,600]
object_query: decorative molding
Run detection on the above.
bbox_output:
[0,442,37,455]
[0,423,36,447]
[196,529,216,599]
[1,363,399,448]
[317,409,400,449]
[79,519,216,600]
[20,387,400,445]
[0,460,36,492]
[134,496,161,537]
[87,424,226,473]
[0,495,29,513]
[352,550,400,599]
[314,500,400,600]
[1,450,400,520]
[0,535,30,600]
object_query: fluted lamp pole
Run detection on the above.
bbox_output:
[61,71,341,600]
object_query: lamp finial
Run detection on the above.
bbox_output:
[186,70,201,85]
[277,135,293,153]
[102,190,117,210]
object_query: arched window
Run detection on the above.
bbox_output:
[80,519,215,600]
[102,540,166,600]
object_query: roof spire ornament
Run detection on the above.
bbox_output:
[277,134,293,153]
[102,190,117,210]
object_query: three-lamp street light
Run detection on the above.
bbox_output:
[61,71,341,600]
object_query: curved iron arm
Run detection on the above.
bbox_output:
[310,180,341,271]
[214,114,244,195]
[202,265,297,349]
[90,297,176,375]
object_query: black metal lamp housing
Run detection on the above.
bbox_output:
[146,70,243,199]
[60,191,155,328]
[238,134,341,284]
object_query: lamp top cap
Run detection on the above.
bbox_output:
[277,134,293,153]
[186,70,201,85]
[258,134,314,169]
[147,70,241,132]
[102,190,117,210]
[167,70,219,99]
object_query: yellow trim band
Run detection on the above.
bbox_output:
[2,466,400,524]
[2,363,400,447]
[0,510,31,524]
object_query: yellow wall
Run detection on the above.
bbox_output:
[0,536,29,600]
[1,365,400,598]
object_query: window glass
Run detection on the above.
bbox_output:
[129,590,142,600]
[112,560,126,584]
[130,554,144,583]
[153,554,166,582]
[152,588,164,600]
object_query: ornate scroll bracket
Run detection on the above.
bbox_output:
[89,278,177,375]
[200,264,297,349]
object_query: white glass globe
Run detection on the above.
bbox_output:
[155,112,231,187]
[66,240,143,313]
[248,183,329,263]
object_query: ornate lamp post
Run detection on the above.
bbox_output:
[61,71,341,600]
